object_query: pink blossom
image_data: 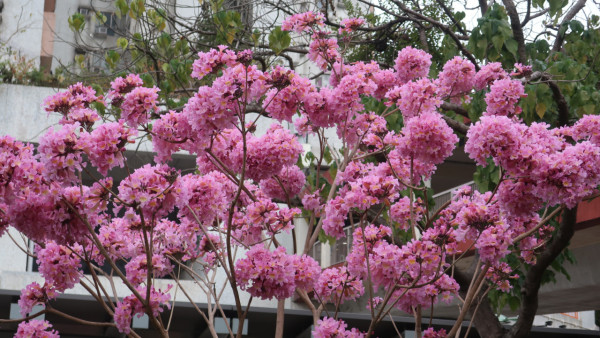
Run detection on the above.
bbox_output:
[152,111,193,163]
[243,124,304,181]
[571,114,600,145]
[37,124,85,183]
[191,45,238,80]
[117,164,181,220]
[484,78,526,116]
[511,63,533,77]
[120,86,160,127]
[436,56,476,101]
[339,17,365,34]
[387,78,441,118]
[396,112,458,165]
[107,74,144,106]
[308,36,341,70]
[302,191,323,213]
[125,254,173,285]
[16,320,59,338]
[313,317,365,338]
[282,11,325,33]
[18,282,56,318]
[79,121,137,175]
[474,62,508,90]
[177,171,235,225]
[290,254,321,291]
[394,46,432,83]
[315,266,364,304]
[423,327,447,338]
[235,246,297,300]
[264,70,313,122]
[390,197,425,230]
[114,286,171,334]
[36,242,82,292]
[260,165,305,201]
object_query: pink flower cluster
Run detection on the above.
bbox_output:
[484,78,526,116]
[37,123,84,183]
[466,116,600,207]
[474,62,508,90]
[177,171,235,226]
[79,121,137,175]
[395,112,458,165]
[313,317,365,338]
[16,320,59,338]
[339,17,366,34]
[151,111,193,163]
[120,86,160,127]
[44,82,99,122]
[308,36,341,70]
[114,286,171,334]
[107,74,144,106]
[394,46,432,83]
[315,266,364,304]
[117,164,180,220]
[259,165,305,201]
[36,242,82,292]
[235,246,320,300]
[323,162,399,238]
[264,70,312,122]
[18,282,56,317]
[244,124,304,181]
[125,254,173,286]
[436,56,476,102]
[281,11,325,33]
[191,45,238,80]
[231,199,300,245]
[386,78,441,118]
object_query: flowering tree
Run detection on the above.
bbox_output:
[2,10,600,338]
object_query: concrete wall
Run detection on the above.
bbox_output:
[0,0,44,67]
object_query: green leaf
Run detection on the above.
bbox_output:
[95,12,108,24]
[68,13,86,32]
[508,296,521,311]
[492,35,504,52]
[115,0,129,18]
[535,102,547,118]
[252,29,261,46]
[318,230,336,246]
[104,50,121,69]
[129,0,146,20]
[505,39,518,58]
[268,26,291,55]
[569,20,585,34]
[117,37,128,50]
[323,147,332,164]
[157,33,172,51]
[74,54,85,68]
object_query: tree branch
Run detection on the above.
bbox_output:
[528,71,570,125]
[505,206,577,338]
[549,0,587,55]
[441,114,469,134]
[502,0,528,64]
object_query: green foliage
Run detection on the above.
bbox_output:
[213,10,243,44]
[68,13,86,32]
[268,27,291,55]
[473,159,500,193]
[468,4,517,66]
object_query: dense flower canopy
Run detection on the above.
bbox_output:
[2,10,599,337]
